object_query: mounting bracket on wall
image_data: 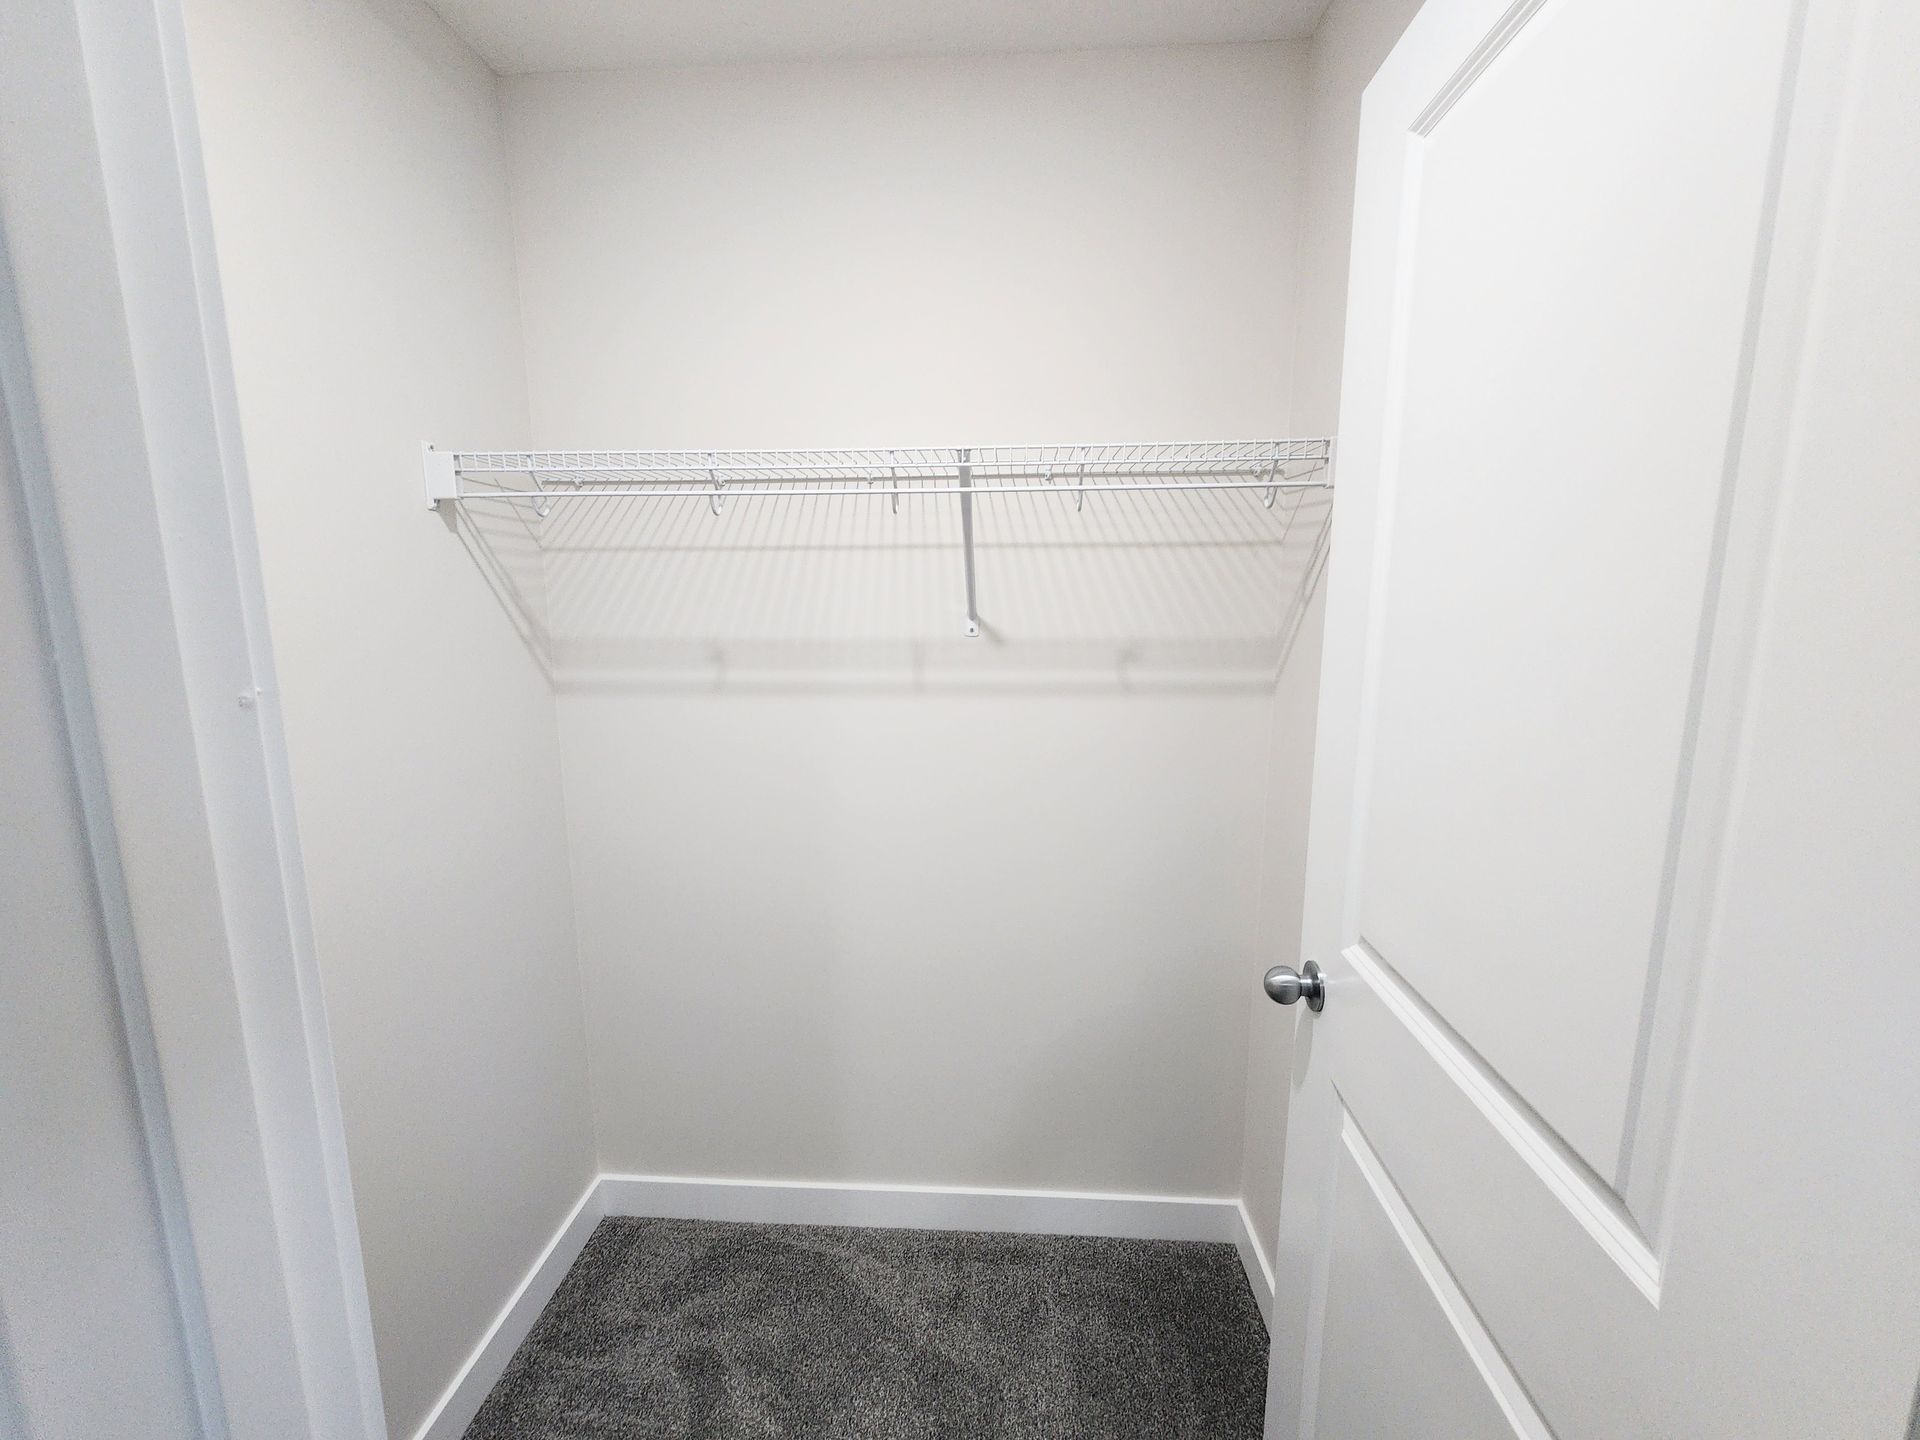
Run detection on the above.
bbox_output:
[422,437,1334,636]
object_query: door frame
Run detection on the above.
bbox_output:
[0,0,385,1434]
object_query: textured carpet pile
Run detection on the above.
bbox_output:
[464,1216,1268,1438]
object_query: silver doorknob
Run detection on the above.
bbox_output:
[1263,960,1326,1012]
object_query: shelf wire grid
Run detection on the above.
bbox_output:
[434,438,1336,660]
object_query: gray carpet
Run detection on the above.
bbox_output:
[464,1216,1269,1439]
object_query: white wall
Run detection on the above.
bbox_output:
[500,43,1312,1196]
[1238,0,1430,1278]
[179,0,594,1433]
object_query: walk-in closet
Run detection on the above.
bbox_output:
[5,0,1917,1437]
[178,11,1379,1434]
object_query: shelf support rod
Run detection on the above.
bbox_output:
[957,448,980,638]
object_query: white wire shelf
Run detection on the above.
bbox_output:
[426,439,1332,503]
[422,438,1334,637]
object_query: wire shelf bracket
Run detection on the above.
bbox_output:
[421,438,1334,637]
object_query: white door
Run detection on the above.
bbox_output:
[1264,0,1920,1435]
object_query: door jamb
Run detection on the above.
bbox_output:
[0,0,386,1434]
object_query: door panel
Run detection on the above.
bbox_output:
[1266,0,1920,1435]
[1304,945,1661,1432]
[1356,0,1793,1181]
[1314,1109,1543,1439]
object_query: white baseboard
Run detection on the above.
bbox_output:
[599,1172,1275,1321]
[415,1172,1275,1440]
[411,1178,603,1440]
[1230,1199,1277,1327]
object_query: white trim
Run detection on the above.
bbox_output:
[602,1175,1274,1320]
[1231,1200,1278,1327]
[414,1172,1276,1439]
[0,212,230,1438]
[0,0,384,1433]
[412,1179,605,1440]
[148,0,393,1421]
[599,1171,1235,1243]
[599,1173,1275,1322]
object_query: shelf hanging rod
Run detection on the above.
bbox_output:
[447,475,1330,501]
[447,455,1320,478]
